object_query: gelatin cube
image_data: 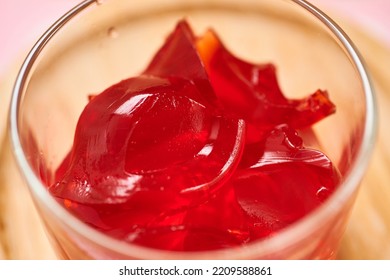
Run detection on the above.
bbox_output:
[234,163,338,238]
[144,20,216,106]
[233,125,339,238]
[116,187,250,251]
[182,186,250,250]
[50,75,245,229]
[197,30,336,134]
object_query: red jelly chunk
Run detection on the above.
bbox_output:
[50,75,245,229]
[144,20,216,107]
[196,30,335,143]
[49,20,339,251]
[233,124,339,239]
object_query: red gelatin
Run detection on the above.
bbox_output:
[50,75,245,229]
[233,125,339,240]
[50,20,339,251]
[144,21,216,107]
[196,30,336,143]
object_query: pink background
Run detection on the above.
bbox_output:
[1,0,390,77]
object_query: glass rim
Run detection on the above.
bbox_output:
[9,0,377,259]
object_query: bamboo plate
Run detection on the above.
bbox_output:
[0,16,389,260]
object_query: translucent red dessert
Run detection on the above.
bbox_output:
[49,20,339,251]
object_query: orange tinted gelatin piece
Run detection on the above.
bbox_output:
[49,20,339,251]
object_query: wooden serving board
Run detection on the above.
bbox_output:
[0,18,389,260]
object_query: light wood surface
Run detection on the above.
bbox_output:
[0,19,389,260]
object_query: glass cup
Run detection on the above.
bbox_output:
[9,0,376,259]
